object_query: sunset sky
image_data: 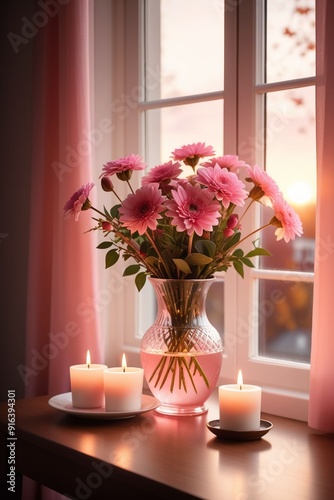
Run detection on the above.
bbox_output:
[149,0,316,207]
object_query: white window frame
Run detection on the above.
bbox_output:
[234,0,313,420]
[92,0,314,419]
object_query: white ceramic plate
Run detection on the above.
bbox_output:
[48,392,160,420]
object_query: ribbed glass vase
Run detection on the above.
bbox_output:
[140,278,223,416]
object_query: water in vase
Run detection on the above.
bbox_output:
[141,350,222,415]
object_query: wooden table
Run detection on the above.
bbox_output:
[0,392,333,499]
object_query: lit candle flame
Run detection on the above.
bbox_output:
[122,353,127,373]
[86,350,91,368]
[237,369,243,390]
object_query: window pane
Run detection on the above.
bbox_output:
[258,279,312,363]
[145,0,224,100]
[260,86,316,271]
[145,100,224,162]
[206,279,224,336]
[266,0,315,83]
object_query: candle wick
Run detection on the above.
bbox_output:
[239,384,242,391]
[123,366,125,373]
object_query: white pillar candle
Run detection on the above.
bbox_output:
[219,370,262,431]
[104,354,144,412]
[70,350,107,409]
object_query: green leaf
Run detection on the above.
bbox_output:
[223,230,241,250]
[232,248,244,258]
[96,241,113,249]
[145,256,159,266]
[135,272,147,291]
[173,259,192,275]
[110,204,121,218]
[194,240,216,258]
[103,206,110,218]
[245,247,272,258]
[105,249,119,268]
[240,257,255,268]
[140,240,150,254]
[215,265,228,272]
[233,260,244,278]
[185,253,213,266]
[123,264,141,276]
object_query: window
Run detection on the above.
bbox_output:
[233,0,315,420]
[141,0,226,346]
[93,0,315,420]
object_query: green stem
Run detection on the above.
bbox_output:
[238,197,255,225]
[187,232,194,256]
[90,206,157,275]
[90,206,112,221]
[126,179,135,194]
[232,222,271,250]
[112,189,123,203]
[145,230,173,278]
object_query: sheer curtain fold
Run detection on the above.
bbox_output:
[308,0,334,432]
[26,0,101,397]
[24,1,101,498]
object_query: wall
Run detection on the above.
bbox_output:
[0,0,35,401]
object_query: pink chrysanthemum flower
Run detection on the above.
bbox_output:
[141,161,182,185]
[201,155,249,174]
[119,184,166,235]
[270,194,303,242]
[101,154,146,181]
[165,183,221,236]
[247,164,280,204]
[171,143,215,168]
[63,183,94,221]
[196,165,248,208]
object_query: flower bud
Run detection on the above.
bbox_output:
[227,214,239,230]
[101,221,112,231]
[101,176,114,192]
[223,228,234,238]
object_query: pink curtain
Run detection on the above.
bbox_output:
[308,0,334,432]
[24,1,102,498]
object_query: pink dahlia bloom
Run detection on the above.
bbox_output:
[119,184,166,235]
[201,155,249,174]
[171,142,215,168]
[196,165,248,208]
[63,182,94,221]
[271,194,303,242]
[165,183,221,236]
[247,164,280,204]
[141,161,182,185]
[101,154,146,180]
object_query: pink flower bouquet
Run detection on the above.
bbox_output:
[64,142,303,291]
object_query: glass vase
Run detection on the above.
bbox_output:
[140,277,223,416]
